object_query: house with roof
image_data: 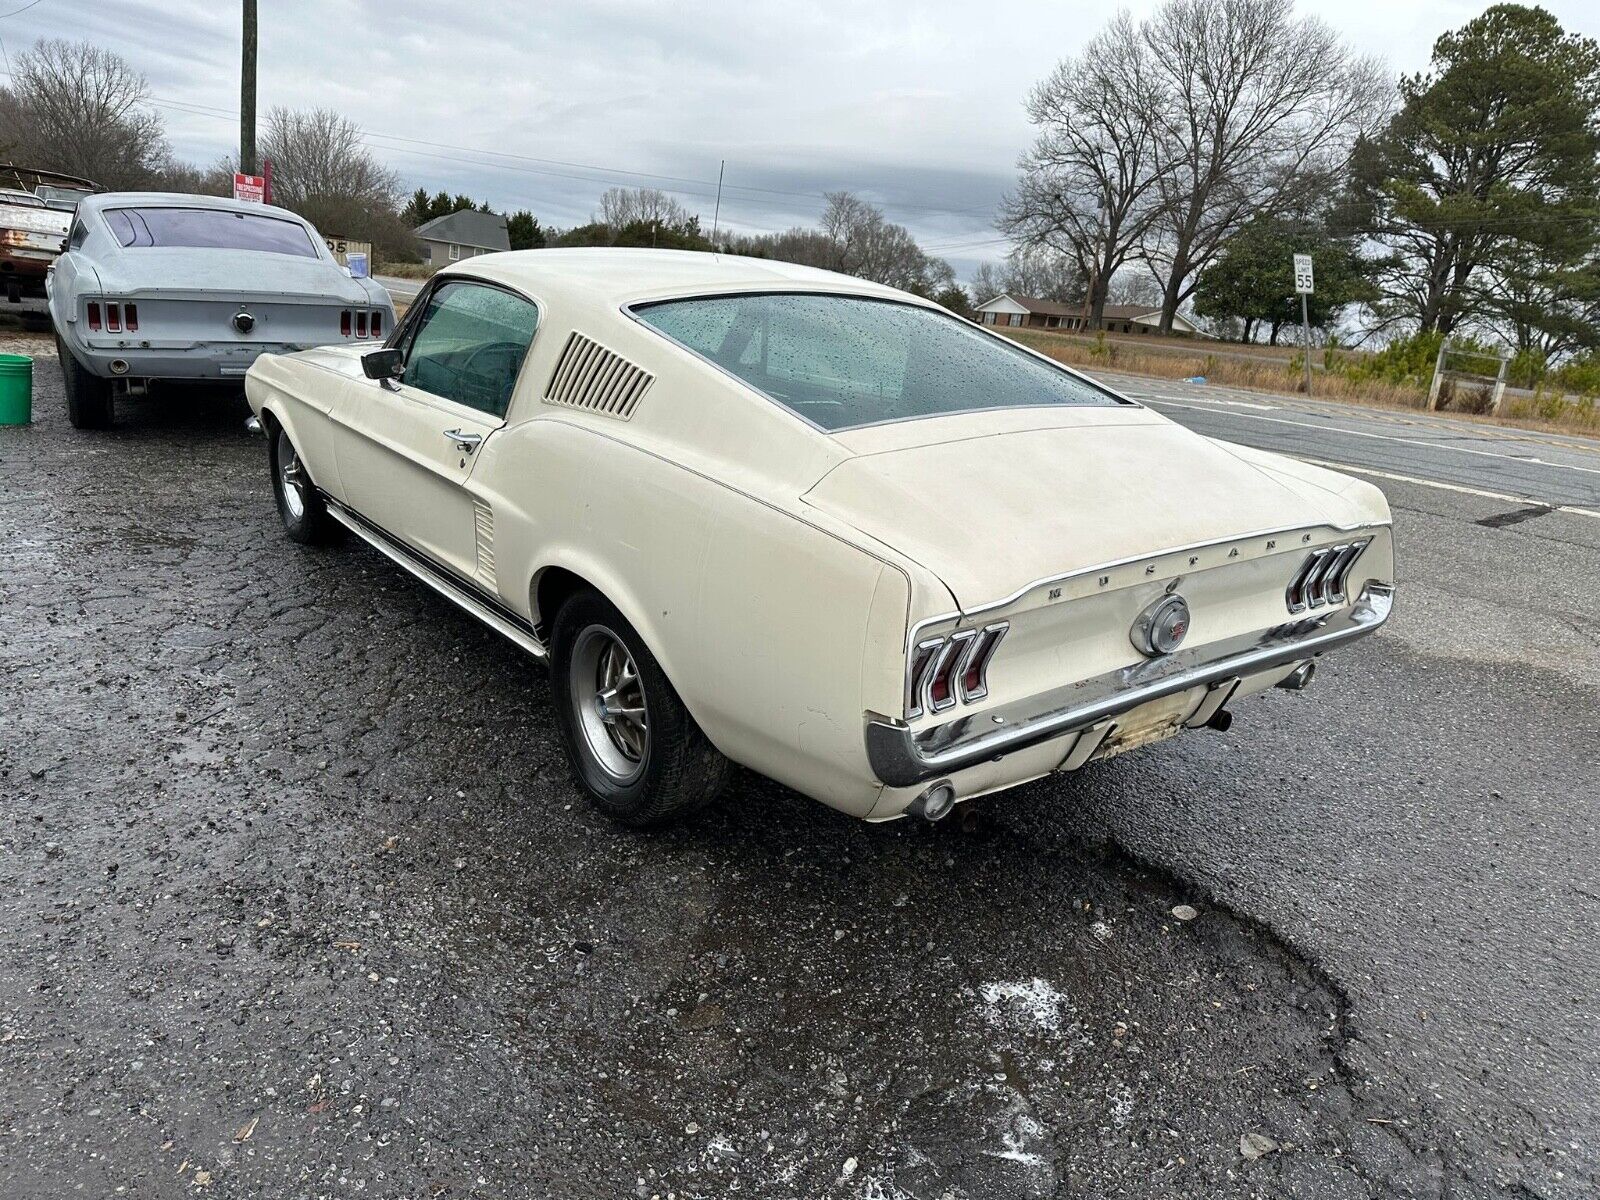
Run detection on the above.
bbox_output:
[973,293,1203,338]
[414,209,510,267]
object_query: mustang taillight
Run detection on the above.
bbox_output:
[1286,539,1370,613]
[355,310,368,337]
[124,303,138,331]
[906,622,1009,719]
[340,310,352,337]
[370,310,382,337]
[86,302,101,331]
[106,303,121,333]
[961,624,1008,701]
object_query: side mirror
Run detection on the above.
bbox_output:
[362,347,404,383]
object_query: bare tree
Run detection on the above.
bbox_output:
[0,39,169,186]
[820,191,954,295]
[969,246,1084,306]
[1140,0,1389,332]
[597,187,695,230]
[258,107,401,239]
[723,193,953,296]
[1000,13,1168,327]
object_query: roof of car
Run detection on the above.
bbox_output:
[78,192,312,224]
[441,247,916,309]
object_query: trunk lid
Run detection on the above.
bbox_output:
[803,420,1341,609]
[96,249,371,305]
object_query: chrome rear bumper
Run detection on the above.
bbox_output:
[864,584,1393,788]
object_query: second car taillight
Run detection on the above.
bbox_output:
[905,622,1009,719]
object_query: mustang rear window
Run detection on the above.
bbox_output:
[631,292,1126,430]
[104,208,319,257]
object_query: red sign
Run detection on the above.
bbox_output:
[233,172,265,204]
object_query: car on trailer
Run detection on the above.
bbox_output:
[0,165,98,304]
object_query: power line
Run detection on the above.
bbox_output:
[139,89,998,220]
[0,0,47,19]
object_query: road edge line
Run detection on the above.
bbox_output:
[1296,457,1600,522]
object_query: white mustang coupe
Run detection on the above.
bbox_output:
[245,249,1394,826]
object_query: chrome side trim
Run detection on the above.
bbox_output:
[322,497,546,661]
[865,584,1394,788]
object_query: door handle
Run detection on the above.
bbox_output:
[444,429,483,454]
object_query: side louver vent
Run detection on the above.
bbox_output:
[472,499,496,591]
[544,332,653,420]
[1286,539,1369,613]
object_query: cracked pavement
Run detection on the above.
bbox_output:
[2,358,1597,1198]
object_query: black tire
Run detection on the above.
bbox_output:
[268,424,339,544]
[56,331,114,429]
[550,591,730,827]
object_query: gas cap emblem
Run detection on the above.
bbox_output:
[1131,593,1190,658]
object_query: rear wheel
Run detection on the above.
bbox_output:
[269,425,338,544]
[56,332,113,429]
[550,591,729,827]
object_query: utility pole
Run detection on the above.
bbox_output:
[240,0,258,175]
[711,160,725,245]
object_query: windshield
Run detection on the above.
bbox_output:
[104,207,319,257]
[36,186,92,209]
[632,292,1125,431]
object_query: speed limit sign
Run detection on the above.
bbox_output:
[1293,254,1314,294]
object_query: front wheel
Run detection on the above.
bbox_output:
[550,592,729,827]
[269,425,338,544]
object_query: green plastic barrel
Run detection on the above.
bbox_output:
[0,353,32,426]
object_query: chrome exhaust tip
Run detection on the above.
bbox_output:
[908,779,957,822]
[244,415,263,436]
[1277,661,1316,691]
[108,359,129,376]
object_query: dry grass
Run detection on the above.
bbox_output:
[1002,328,1600,437]
[373,261,436,280]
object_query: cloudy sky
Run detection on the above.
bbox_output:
[4,0,1599,279]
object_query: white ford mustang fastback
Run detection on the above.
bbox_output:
[245,249,1394,826]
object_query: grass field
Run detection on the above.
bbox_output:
[1001,328,1600,435]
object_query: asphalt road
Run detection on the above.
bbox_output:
[1096,370,1600,513]
[374,274,425,302]
[2,360,1596,1199]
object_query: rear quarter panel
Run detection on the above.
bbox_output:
[477,417,912,817]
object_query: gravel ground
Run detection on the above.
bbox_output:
[1,357,1592,1199]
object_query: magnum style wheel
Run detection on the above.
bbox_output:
[550,591,729,827]
[269,425,337,544]
[56,332,114,429]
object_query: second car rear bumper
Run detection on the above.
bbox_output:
[70,343,305,380]
[863,583,1394,788]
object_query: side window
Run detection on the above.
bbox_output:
[68,219,87,249]
[402,280,539,418]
